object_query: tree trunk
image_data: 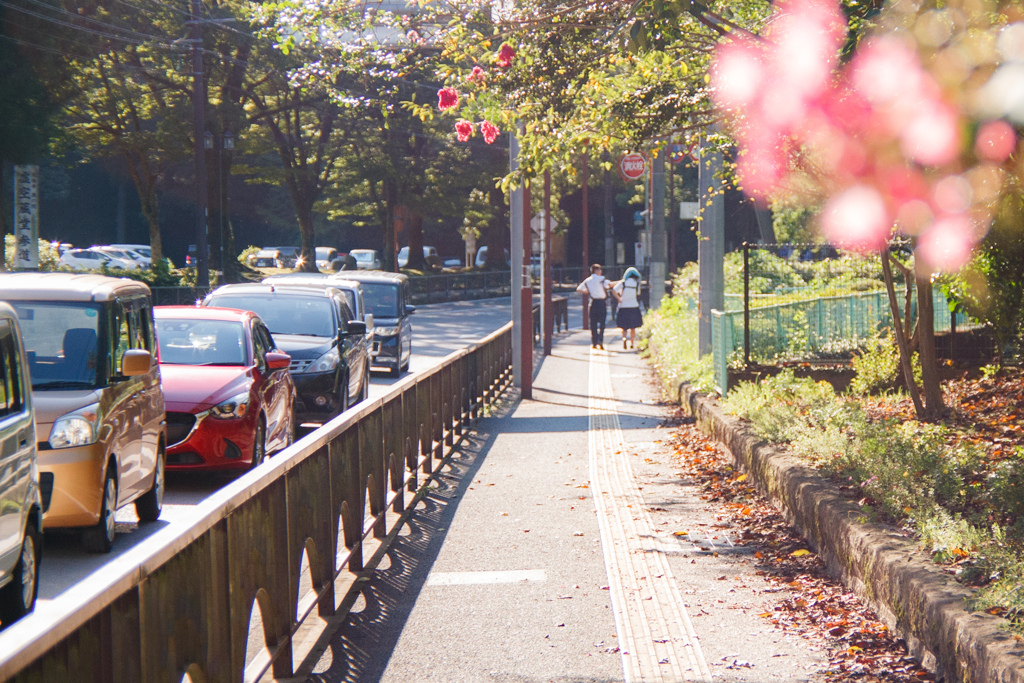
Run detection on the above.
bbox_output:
[382,178,397,271]
[485,185,507,268]
[882,252,924,417]
[141,192,162,266]
[296,199,317,273]
[205,148,222,273]
[405,210,427,271]
[915,265,945,417]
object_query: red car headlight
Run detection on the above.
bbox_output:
[210,391,250,419]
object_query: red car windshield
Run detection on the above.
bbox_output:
[157,319,247,366]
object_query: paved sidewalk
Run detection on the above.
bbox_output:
[306,329,828,682]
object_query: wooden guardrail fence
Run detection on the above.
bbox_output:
[0,323,514,683]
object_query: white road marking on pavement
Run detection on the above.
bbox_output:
[588,347,713,683]
[426,569,547,586]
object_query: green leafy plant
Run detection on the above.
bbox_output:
[850,332,901,395]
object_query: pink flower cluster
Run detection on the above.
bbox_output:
[451,119,500,144]
[712,0,1016,270]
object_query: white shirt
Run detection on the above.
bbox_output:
[577,274,608,299]
[613,279,640,308]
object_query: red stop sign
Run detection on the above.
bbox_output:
[618,152,647,181]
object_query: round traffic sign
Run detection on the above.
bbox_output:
[618,153,647,181]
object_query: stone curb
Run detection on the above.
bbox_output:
[673,381,1024,683]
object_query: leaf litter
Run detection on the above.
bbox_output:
[666,413,930,682]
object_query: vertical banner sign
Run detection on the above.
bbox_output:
[13,165,40,270]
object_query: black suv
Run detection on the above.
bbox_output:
[202,284,370,424]
[329,272,414,377]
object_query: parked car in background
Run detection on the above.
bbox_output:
[397,246,438,269]
[109,244,152,266]
[332,271,414,377]
[0,273,165,553]
[155,306,295,471]
[271,247,302,268]
[262,274,374,332]
[185,244,213,267]
[95,246,149,268]
[202,284,370,425]
[474,246,511,268]
[315,247,346,272]
[262,274,376,357]
[59,248,137,271]
[349,249,382,270]
[248,248,283,269]
[0,303,43,624]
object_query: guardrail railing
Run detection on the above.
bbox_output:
[0,323,514,683]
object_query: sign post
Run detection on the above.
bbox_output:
[13,166,40,270]
[618,152,647,182]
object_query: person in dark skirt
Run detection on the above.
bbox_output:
[612,267,643,349]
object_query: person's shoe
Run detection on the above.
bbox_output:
[598,343,604,350]
[623,338,627,349]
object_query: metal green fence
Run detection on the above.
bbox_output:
[712,286,970,397]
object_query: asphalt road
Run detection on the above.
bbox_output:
[34,296,523,606]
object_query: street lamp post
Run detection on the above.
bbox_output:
[203,131,214,278]
[221,130,234,279]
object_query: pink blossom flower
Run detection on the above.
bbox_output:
[468,66,486,84]
[975,120,1016,162]
[899,100,961,167]
[820,185,892,252]
[480,120,500,144]
[711,42,765,110]
[455,120,474,142]
[496,44,515,68]
[437,87,459,111]
[917,215,975,270]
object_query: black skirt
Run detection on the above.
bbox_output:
[616,306,643,329]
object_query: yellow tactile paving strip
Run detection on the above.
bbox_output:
[588,348,713,683]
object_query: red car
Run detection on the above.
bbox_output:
[154,306,295,471]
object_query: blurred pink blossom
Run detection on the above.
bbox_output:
[468,66,486,84]
[455,121,474,142]
[710,0,1005,269]
[496,44,515,68]
[820,185,892,251]
[437,87,459,111]
[917,215,975,270]
[975,120,1017,162]
[481,120,500,144]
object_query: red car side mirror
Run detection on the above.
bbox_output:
[265,351,291,370]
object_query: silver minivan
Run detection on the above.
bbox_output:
[0,303,43,624]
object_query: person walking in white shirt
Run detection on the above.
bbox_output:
[577,263,610,349]
[612,266,643,349]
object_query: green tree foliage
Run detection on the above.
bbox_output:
[945,190,1024,361]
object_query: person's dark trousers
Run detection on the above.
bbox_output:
[589,298,607,346]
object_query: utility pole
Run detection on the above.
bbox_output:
[520,179,533,398]
[697,138,725,357]
[603,151,614,268]
[543,170,553,355]
[650,146,667,309]
[581,150,589,329]
[190,0,209,288]
[511,132,523,389]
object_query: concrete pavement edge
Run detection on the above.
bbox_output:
[673,380,1024,683]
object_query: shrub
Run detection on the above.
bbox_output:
[238,245,260,266]
[850,333,901,395]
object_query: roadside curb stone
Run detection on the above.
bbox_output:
[673,381,1024,683]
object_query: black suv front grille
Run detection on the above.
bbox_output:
[166,412,197,446]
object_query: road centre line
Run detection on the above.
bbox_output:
[588,347,713,683]
[426,569,547,586]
